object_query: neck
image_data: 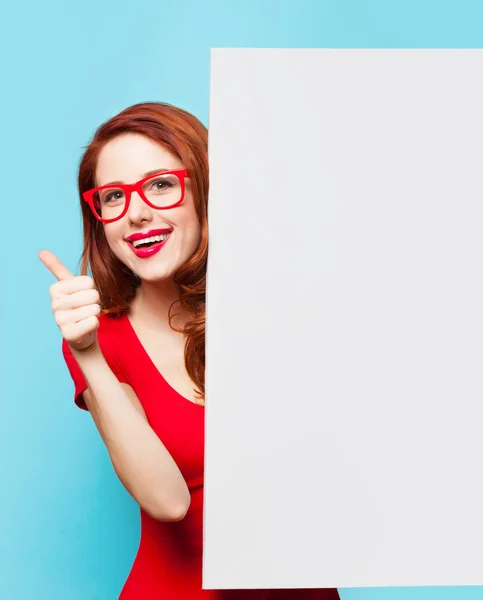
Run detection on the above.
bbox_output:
[129,277,188,330]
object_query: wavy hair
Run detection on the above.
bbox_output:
[77,102,208,405]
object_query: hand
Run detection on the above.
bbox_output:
[38,250,101,352]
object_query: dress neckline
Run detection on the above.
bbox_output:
[121,312,204,409]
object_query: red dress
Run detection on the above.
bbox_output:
[63,312,340,600]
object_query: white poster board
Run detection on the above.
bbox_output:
[203,48,483,590]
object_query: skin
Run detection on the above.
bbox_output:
[96,132,201,327]
[36,132,205,520]
[40,132,203,403]
[96,133,203,402]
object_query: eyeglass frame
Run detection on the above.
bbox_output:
[82,168,189,223]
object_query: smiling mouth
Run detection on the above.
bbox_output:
[129,232,171,249]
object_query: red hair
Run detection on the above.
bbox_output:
[77,102,208,405]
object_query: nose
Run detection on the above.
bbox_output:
[126,190,152,224]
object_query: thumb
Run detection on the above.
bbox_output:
[38,250,75,281]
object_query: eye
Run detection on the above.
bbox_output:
[103,190,124,204]
[149,177,174,193]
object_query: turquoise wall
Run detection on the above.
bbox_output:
[1,1,482,597]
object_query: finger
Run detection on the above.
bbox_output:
[52,289,100,313]
[55,303,101,328]
[62,316,100,343]
[49,276,95,300]
[38,250,75,281]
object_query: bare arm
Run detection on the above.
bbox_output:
[72,342,191,522]
[38,249,190,523]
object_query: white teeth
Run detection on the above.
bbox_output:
[132,233,170,248]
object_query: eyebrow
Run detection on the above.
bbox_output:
[102,168,171,187]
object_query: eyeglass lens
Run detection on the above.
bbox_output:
[92,173,182,220]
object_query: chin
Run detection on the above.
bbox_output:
[135,267,175,283]
[119,246,195,284]
[135,256,188,282]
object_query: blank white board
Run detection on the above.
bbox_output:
[203,48,483,590]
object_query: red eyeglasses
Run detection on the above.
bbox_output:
[82,168,188,223]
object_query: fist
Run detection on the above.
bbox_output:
[38,250,101,352]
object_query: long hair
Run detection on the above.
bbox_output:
[77,102,208,404]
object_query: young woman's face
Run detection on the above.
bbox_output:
[95,133,201,284]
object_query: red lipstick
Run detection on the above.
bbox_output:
[125,229,173,259]
[125,228,172,242]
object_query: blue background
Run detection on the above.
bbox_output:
[1,1,482,598]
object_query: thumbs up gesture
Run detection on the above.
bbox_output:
[38,250,101,352]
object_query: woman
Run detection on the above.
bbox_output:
[39,102,340,599]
